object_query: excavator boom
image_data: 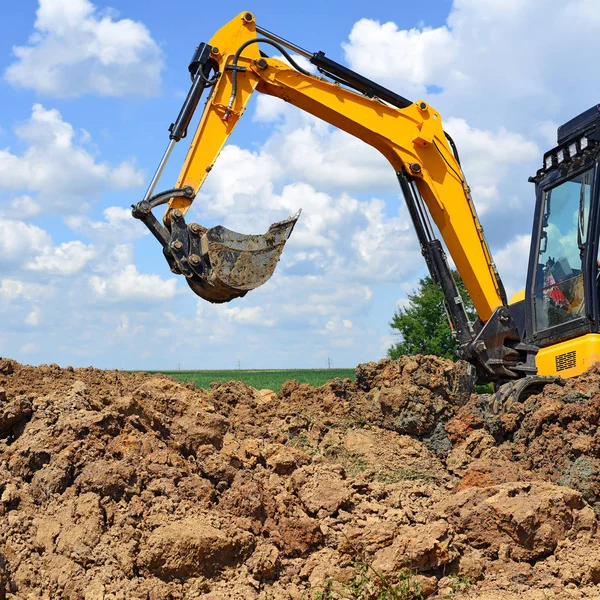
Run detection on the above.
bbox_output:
[132,12,539,383]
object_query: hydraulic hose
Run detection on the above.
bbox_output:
[226,37,313,113]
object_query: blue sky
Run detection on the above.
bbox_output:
[0,0,598,370]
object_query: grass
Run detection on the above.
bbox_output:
[348,562,423,600]
[309,563,423,600]
[141,368,355,393]
[447,574,471,594]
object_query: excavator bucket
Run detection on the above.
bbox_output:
[183,211,301,303]
[132,186,301,303]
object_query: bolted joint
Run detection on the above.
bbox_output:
[131,200,150,219]
[189,223,203,235]
[182,185,195,198]
[171,240,183,251]
[189,254,201,266]
[498,308,511,324]
[417,101,428,111]
[171,209,183,220]
[254,58,268,70]
[244,12,253,22]
[475,340,487,354]
[409,163,422,174]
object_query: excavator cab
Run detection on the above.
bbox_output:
[524,105,600,376]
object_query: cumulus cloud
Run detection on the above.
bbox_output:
[26,307,42,327]
[5,0,162,97]
[443,117,539,214]
[89,265,177,302]
[493,233,532,299]
[0,195,42,220]
[0,217,98,278]
[0,104,144,213]
[0,219,51,269]
[0,279,50,301]
[217,306,276,327]
[195,142,421,284]
[343,18,458,99]
[342,0,600,132]
[27,240,96,276]
[265,125,396,193]
[66,206,148,242]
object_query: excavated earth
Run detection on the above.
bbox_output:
[2,355,600,598]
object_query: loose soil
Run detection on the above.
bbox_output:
[2,355,600,598]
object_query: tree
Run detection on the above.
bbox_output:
[387,271,476,360]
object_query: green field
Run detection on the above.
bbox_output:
[144,368,355,392]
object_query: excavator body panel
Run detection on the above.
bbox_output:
[536,333,600,378]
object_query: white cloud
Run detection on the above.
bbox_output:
[196,140,421,285]
[218,306,276,327]
[535,120,559,147]
[444,117,539,214]
[66,206,148,242]
[0,218,95,276]
[493,234,531,299]
[0,219,51,267]
[0,279,50,301]
[254,96,290,124]
[266,125,396,193]
[109,160,145,188]
[342,18,457,99]
[342,0,600,132]
[0,105,144,213]
[27,240,96,275]
[19,343,38,354]
[26,307,42,327]
[5,0,162,97]
[89,264,177,302]
[0,195,42,219]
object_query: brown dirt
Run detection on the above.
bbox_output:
[2,355,600,598]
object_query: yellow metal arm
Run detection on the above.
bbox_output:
[167,11,503,322]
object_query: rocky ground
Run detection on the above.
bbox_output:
[2,354,600,599]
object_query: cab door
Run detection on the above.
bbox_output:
[526,157,600,375]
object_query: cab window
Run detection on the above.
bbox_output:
[533,169,592,332]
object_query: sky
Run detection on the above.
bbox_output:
[0,0,598,370]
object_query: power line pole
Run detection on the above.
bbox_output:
[237,358,242,370]
[327,357,332,369]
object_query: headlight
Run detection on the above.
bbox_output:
[568,142,577,157]
[557,149,565,164]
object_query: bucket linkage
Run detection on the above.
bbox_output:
[132,186,300,303]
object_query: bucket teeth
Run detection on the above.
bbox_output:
[171,210,301,303]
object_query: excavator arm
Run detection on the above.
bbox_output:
[132,12,538,383]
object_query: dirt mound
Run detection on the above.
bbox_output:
[2,355,600,598]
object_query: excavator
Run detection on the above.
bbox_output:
[132,12,600,394]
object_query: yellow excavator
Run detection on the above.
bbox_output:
[132,12,600,392]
